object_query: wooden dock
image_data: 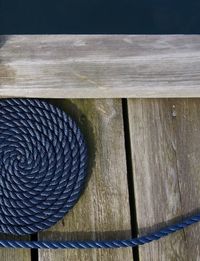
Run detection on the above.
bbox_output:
[1,36,200,260]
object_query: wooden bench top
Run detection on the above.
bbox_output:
[1,35,200,98]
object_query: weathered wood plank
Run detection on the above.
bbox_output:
[1,35,200,98]
[128,99,200,260]
[38,99,133,261]
[0,234,31,261]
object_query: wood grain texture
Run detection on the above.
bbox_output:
[128,99,200,260]
[1,35,200,98]
[38,99,133,261]
[0,234,30,261]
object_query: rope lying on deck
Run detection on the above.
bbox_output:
[0,99,87,235]
[1,214,200,249]
[0,98,199,249]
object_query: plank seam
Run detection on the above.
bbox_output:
[31,234,38,261]
[122,98,139,261]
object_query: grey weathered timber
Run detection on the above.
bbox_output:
[0,234,30,261]
[0,35,200,98]
[38,99,133,261]
[128,99,200,260]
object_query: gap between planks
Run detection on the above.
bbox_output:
[36,99,133,261]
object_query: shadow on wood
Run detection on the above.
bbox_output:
[48,99,96,193]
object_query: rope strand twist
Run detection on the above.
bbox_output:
[0,98,87,235]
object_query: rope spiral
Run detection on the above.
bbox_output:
[0,98,199,249]
[0,98,87,236]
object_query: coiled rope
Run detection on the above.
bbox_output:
[0,99,87,235]
[0,98,199,249]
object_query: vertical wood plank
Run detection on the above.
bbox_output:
[0,234,31,261]
[128,99,200,260]
[38,99,133,261]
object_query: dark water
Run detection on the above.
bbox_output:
[1,0,200,34]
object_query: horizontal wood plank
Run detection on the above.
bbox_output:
[0,35,200,98]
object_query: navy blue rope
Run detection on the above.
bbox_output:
[0,98,88,235]
[0,98,199,249]
[0,214,200,249]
